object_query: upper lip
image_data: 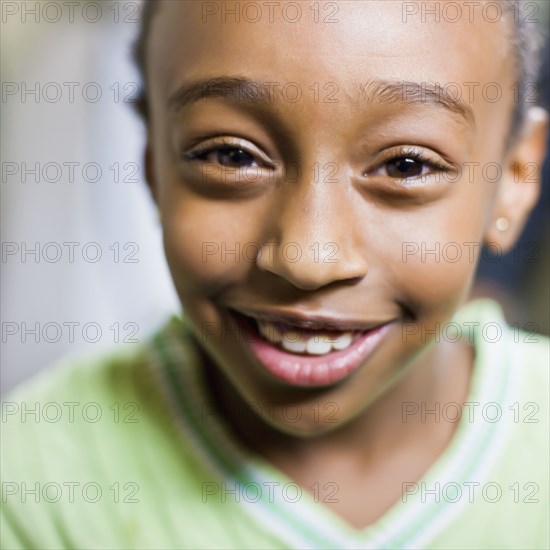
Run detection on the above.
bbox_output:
[229,307,392,332]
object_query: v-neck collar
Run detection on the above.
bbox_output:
[147,299,518,549]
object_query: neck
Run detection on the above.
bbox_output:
[202,337,474,470]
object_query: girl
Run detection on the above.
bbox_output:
[2,1,548,548]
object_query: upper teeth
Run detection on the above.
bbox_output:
[257,320,356,355]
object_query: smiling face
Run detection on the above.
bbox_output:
[144,0,546,436]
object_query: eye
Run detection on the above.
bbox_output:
[367,147,451,182]
[182,137,274,171]
[385,157,425,179]
[191,146,259,168]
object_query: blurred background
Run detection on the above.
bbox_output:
[1,0,180,393]
[1,0,549,394]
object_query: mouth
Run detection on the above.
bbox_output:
[228,309,393,387]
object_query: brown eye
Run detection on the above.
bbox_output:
[191,146,258,168]
[385,157,425,179]
[215,147,257,168]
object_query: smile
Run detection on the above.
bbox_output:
[229,309,393,386]
[256,319,361,354]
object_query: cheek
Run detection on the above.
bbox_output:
[161,191,268,295]
[399,249,477,310]
[381,192,488,312]
[153,134,259,294]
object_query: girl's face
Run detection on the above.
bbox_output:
[145,1,545,435]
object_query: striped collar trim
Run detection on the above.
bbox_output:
[147,300,516,549]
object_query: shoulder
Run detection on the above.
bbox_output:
[455,298,549,380]
[0,315,213,495]
[1,337,157,477]
[0,317,214,548]
[422,300,550,549]
[2,337,153,433]
[463,298,549,421]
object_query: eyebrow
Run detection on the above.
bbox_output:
[361,80,475,128]
[167,76,271,110]
[166,76,475,128]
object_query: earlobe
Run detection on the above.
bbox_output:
[484,106,549,251]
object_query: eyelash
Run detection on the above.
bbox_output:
[183,139,451,180]
[183,138,271,168]
[370,147,451,179]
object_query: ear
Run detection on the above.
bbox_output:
[484,107,548,251]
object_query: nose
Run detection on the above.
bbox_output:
[256,168,369,291]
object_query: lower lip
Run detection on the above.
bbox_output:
[231,313,391,387]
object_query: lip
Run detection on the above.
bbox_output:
[233,307,386,332]
[229,309,393,387]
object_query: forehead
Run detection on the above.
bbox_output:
[147,0,513,115]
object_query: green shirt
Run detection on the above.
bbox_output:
[1,299,548,549]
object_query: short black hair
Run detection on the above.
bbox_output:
[132,0,545,141]
[133,0,157,121]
